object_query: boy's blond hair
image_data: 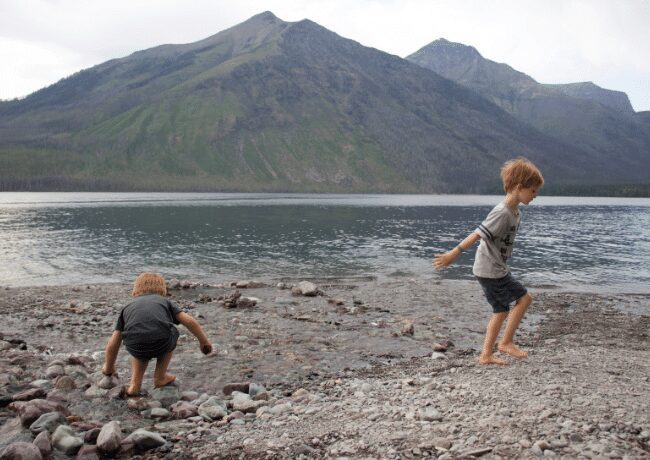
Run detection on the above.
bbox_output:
[132,272,167,297]
[500,157,544,193]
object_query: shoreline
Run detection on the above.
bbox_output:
[1,277,648,458]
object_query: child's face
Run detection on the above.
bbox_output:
[518,185,539,205]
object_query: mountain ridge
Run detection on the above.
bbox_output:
[0,14,648,194]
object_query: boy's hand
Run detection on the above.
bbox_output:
[200,342,213,355]
[433,251,457,270]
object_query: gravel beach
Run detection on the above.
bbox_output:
[0,277,648,459]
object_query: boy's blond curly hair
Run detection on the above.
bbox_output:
[500,157,544,193]
[132,272,167,297]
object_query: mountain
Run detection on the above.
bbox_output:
[548,82,634,114]
[0,13,646,193]
[406,39,650,190]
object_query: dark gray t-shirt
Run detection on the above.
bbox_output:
[472,201,521,278]
[115,294,182,346]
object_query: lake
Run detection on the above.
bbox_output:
[1,193,649,293]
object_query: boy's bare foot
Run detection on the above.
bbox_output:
[154,373,176,388]
[479,354,508,365]
[497,343,528,358]
[126,385,144,397]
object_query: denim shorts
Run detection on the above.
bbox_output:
[476,272,528,313]
[125,327,179,361]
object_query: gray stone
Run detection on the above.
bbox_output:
[180,391,199,401]
[97,374,120,390]
[124,429,166,451]
[29,380,51,390]
[248,383,266,398]
[150,408,171,419]
[297,281,319,296]
[419,407,443,422]
[84,385,108,398]
[151,384,180,408]
[170,401,198,419]
[198,397,228,421]
[96,421,123,453]
[0,442,43,460]
[29,411,67,435]
[51,425,83,455]
[45,365,65,379]
[32,431,51,457]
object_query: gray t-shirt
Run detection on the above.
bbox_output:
[115,294,182,346]
[472,201,521,278]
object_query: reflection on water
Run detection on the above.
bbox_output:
[1,193,649,293]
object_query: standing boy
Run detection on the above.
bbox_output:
[434,158,544,365]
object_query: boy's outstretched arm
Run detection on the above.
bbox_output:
[433,232,481,269]
[176,312,213,354]
[102,331,122,375]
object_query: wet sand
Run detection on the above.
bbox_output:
[0,277,648,458]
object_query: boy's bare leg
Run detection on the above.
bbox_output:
[479,312,508,365]
[153,352,176,388]
[127,357,148,395]
[498,293,532,358]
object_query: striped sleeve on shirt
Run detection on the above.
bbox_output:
[476,204,509,241]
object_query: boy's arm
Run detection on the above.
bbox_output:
[102,331,122,375]
[176,312,213,354]
[433,232,481,269]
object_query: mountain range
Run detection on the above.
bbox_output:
[1,12,648,194]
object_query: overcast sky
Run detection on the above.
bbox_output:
[1,0,649,111]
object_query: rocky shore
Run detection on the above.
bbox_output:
[0,277,648,459]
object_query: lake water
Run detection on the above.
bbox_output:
[1,193,649,293]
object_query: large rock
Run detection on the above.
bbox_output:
[51,425,83,455]
[123,429,166,451]
[32,431,51,458]
[151,384,180,408]
[29,411,67,435]
[198,397,228,421]
[9,399,69,427]
[96,421,123,453]
[0,442,43,460]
